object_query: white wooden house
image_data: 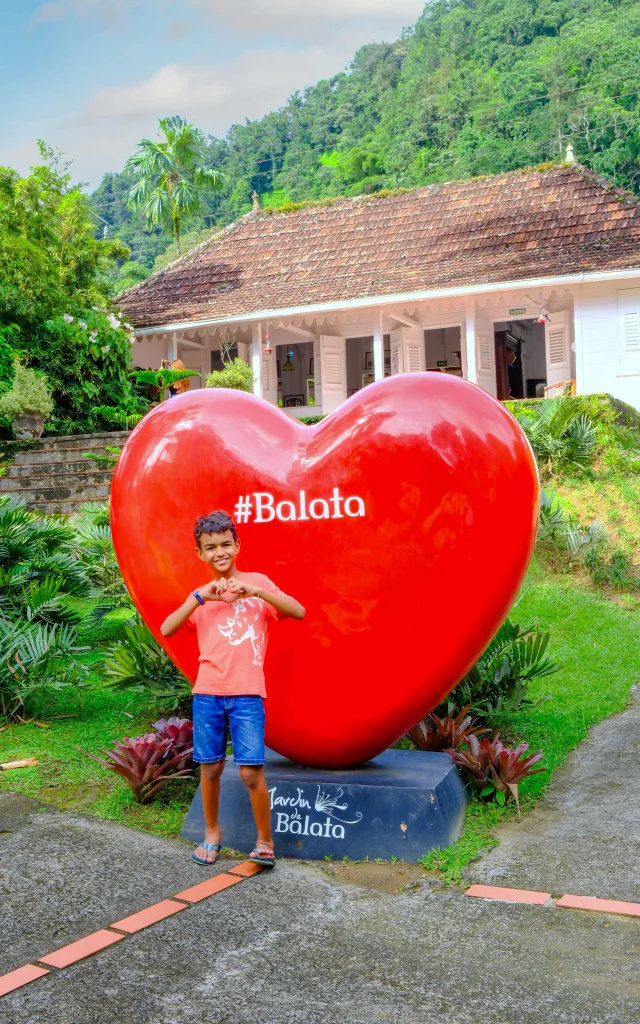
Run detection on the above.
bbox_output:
[120,163,640,413]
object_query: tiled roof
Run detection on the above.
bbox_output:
[119,165,640,329]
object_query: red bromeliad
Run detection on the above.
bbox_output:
[448,734,544,816]
[152,717,193,767]
[81,730,194,804]
[407,705,488,753]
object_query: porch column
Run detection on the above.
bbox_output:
[373,309,384,382]
[167,333,178,362]
[251,323,262,398]
[464,306,477,384]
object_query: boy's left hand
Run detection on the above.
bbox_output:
[226,576,259,598]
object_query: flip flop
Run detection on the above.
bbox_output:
[192,841,221,866]
[249,845,276,868]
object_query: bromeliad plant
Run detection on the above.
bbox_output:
[153,716,193,769]
[82,727,194,804]
[407,705,488,752]
[448,733,544,817]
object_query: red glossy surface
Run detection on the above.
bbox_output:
[111,374,539,768]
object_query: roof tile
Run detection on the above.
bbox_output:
[120,166,640,329]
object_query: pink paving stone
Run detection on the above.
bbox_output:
[175,873,244,903]
[556,894,640,917]
[111,899,187,934]
[0,965,49,998]
[465,884,552,905]
[38,929,125,969]
[228,861,264,877]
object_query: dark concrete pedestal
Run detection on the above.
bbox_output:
[181,748,468,862]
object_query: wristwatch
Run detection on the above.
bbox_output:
[193,591,205,606]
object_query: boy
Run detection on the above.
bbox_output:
[161,510,305,868]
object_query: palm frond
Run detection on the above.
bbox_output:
[143,188,172,227]
[193,166,223,189]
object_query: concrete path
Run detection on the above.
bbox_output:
[2,781,639,1024]
[467,685,640,901]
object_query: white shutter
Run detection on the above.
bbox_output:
[318,335,346,414]
[313,336,322,388]
[401,326,426,373]
[618,289,640,355]
[623,312,640,350]
[475,324,496,396]
[260,348,277,405]
[545,310,570,386]
[478,333,492,371]
[390,328,403,375]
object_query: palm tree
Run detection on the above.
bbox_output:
[125,117,222,255]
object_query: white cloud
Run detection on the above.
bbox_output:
[32,0,422,36]
[16,0,425,185]
[31,0,160,25]
[15,43,360,185]
[201,0,421,41]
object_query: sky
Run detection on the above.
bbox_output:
[1,0,425,190]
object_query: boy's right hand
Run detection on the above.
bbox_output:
[194,580,230,602]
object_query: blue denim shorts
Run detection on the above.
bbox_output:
[192,694,265,766]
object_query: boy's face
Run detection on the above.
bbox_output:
[197,530,239,575]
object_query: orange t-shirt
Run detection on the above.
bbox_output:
[185,573,283,698]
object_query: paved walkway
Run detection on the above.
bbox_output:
[467,685,640,901]
[1,696,640,1024]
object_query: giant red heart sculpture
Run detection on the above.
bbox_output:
[111,374,538,768]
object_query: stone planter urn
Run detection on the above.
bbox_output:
[12,413,44,441]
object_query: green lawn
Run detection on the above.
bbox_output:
[2,560,639,867]
[420,558,640,882]
[0,617,199,839]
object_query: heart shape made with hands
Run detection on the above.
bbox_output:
[110,374,538,768]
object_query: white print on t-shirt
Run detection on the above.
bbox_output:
[217,597,266,666]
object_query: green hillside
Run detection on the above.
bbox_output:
[93,0,640,274]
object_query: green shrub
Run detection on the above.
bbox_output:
[441,617,558,717]
[206,357,254,392]
[0,327,16,393]
[102,617,190,707]
[0,495,89,720]
[511,398,598,475]
[537,489,607,555]
[42,310,140,434]
[71,502,134,625]
[0,361,54,420]
[583,545,639,591]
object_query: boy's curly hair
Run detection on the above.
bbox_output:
[194,510,238,546]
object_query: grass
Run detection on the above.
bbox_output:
[419,556,640,883]
[0,685,199,838]
[0,604,200,839]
